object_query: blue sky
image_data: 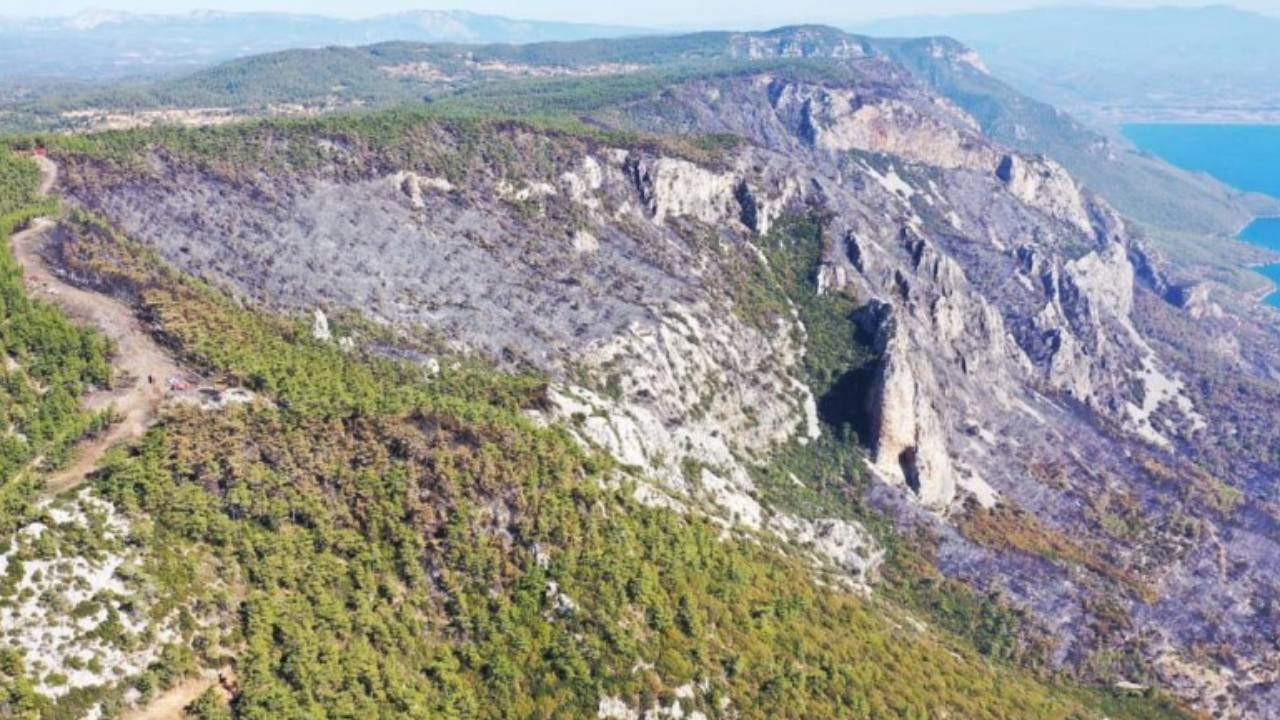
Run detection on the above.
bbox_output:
[3,1,1277,28]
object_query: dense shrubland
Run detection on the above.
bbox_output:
[91,400,1194,719]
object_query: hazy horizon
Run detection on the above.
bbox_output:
[2,1,1278,29]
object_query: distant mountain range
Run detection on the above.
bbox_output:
[7,5,1279,125]
[855,5,1280,124]
[0,9,648,80]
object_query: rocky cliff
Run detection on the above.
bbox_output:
[47,38,1280,718]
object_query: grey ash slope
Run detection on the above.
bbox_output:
[51,31,1280,718]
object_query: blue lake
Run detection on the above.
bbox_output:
[1124,123,1280,307]
[1123,124,1280,197]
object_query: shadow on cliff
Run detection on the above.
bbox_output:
[815,303,883,447]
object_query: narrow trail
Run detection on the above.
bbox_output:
[14,156,184,499]
[15,156,228,718]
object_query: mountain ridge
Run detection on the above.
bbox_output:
[0,8,651,81]
[26,34,1280,714]
[15,22,1265,288]
[1,22,1278,720]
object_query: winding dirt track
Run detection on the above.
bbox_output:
[14,157,183,499]
[13,156,223,716]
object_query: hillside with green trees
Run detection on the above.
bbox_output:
[0,191,1193,718]
[0,153,113,533]
[3,29,1254,715]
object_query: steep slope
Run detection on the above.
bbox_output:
[866,35,1280,296]
[0,158,1189,719]
[866,35,1279,231]
[598,64,1280,716]
[5,25,1280,720]
[36,39,1280,718]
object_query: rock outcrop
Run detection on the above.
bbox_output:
[998,154,1095,236]
[865,323,956,509]
[768,80,996,170]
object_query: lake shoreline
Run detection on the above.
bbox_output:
[1233,214,1280,239]
[1237,216,1280,309]
[1106,115,1280,126]
[1123,122,1280,310]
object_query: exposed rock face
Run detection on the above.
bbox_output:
[768,79,994,170]
[1165,282,1225,320]
[393,170,454,209]
[726,26,869,60]
[998,154,1095,236]
[55,54,1280,718]
[311,308,332,341]
[864,315,955,509]
[1065,242,1136,320]
[628,157,740,227]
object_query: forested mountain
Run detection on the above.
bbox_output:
[1,22,1278,720]
[0,9,646,80]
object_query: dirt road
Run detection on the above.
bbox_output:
[13,156,183,497]
[13,156,228,718]
[119,670,230,720]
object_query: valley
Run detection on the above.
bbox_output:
[1124,124,1280,307]
[0,16,1277,720]
[856,6,1280,128]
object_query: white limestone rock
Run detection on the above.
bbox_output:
[997,154,1094,236]
[312,308,332,341]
